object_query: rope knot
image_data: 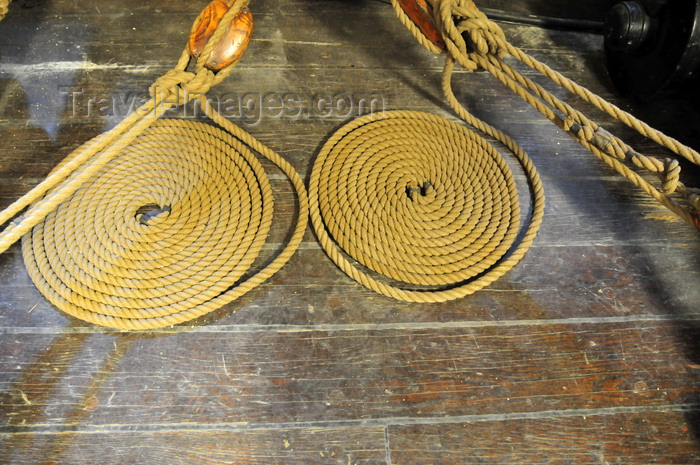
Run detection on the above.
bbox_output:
[149,68,217,110]
[436,0,505,71]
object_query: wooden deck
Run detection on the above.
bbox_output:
[1,0,699,463]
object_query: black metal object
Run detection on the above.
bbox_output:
[604,0,700,99]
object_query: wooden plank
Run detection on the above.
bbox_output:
[0,321,697,427]
[388,410,700,464]
[0,6,613,77]
[0,427,388,465]
[0,241,698,328]
[0,236,700,326]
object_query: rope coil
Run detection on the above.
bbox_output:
[23,120,269,328]
[309,110,543,302]
[17,108,308,331]
[1,0,309,329]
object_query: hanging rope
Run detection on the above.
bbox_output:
[391,0,700,230]
[0,0,309,329]
[309,110,543,302]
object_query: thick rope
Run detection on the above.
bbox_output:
[309,110,544,302]
[392,0,700,230]
[1,0,309,329]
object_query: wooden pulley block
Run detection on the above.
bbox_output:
[189,0,253,71]
[396,0,446,48]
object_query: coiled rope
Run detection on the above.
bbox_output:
[310,110,543,302]
[1,0,309,329]
[391,0,700,230]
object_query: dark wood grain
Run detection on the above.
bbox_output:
[1,427,388,465]
[0,321,697,427]
[388,411,700,464]
[0,0,699,463]
[1,243,698,328]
